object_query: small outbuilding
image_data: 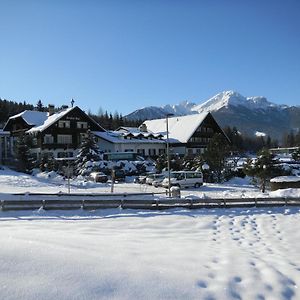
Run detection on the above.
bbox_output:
[270,176,300,191]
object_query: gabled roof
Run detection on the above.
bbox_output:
[143,112,210,143]
[4,110,48,130]
[27,107,74,133]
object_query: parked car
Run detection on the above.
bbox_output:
[134,172,155,184]
[113,169,126,182]
[89,172,108,183]
[152,177,166,187]
[145,174,159,185]
[146,174,165,187]
[161,171,203,188]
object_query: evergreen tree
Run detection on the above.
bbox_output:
[75,130,101,176]
[295,131,300,146]
[243,148,282,193]
[15,133,34,173]
[283,130,296,147]
[97,106,104,116]
[202,133,230,182]
[36,99,44,112]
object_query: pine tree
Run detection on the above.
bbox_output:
[36,99,44,112]
[202,133,230,182]
[75,130,101,176]
[15,133,34,173]
[243,148,282,193]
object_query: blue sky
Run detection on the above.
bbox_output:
[0,0,299,115]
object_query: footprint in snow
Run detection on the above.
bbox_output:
[196,280,208,288]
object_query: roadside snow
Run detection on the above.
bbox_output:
[0,208,300,300]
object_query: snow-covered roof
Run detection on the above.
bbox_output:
[27,107,74,133]
[116,127,163,139]
[8,110,48,126]
[143,112,209,143]
[117,127,140,134]
[270,176,300,183]
[93,131,165,144]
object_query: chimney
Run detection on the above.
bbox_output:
[48,104,55,116]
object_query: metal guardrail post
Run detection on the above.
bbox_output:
[223,198,226,207]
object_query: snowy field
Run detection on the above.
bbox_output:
[0,168,300,299]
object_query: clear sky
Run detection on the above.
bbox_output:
[0,0,299,115]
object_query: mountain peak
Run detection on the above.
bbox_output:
[192,90,283,113]
[192,90,247,113]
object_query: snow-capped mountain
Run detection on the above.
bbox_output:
[191,91,287,113]
[163,100,197,116]
[127,101,197,120]
[125,91,300,141]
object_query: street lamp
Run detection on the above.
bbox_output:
[166,113,174,197]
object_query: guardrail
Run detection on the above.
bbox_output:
[0,196,300,211]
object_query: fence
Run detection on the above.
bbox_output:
[0,193,300,211]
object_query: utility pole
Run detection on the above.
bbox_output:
[166,113,174,197]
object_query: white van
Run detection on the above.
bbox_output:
[162,171,203,188]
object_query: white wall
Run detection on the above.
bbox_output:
[96,138,166,157]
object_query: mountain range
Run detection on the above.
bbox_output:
[125,91,300,141]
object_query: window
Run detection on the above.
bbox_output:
[57,135,72,144]
[190,137,202,143]
[58,120,70,128]
[125,149,134,152]
[77,122,88,129]
[187,149,193,155]
[43,152,54,158]
[137,149,145,156]
[159,149,165,155]
[44,134,54,144]
[149,149,156,156]
[57,151,73,158]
